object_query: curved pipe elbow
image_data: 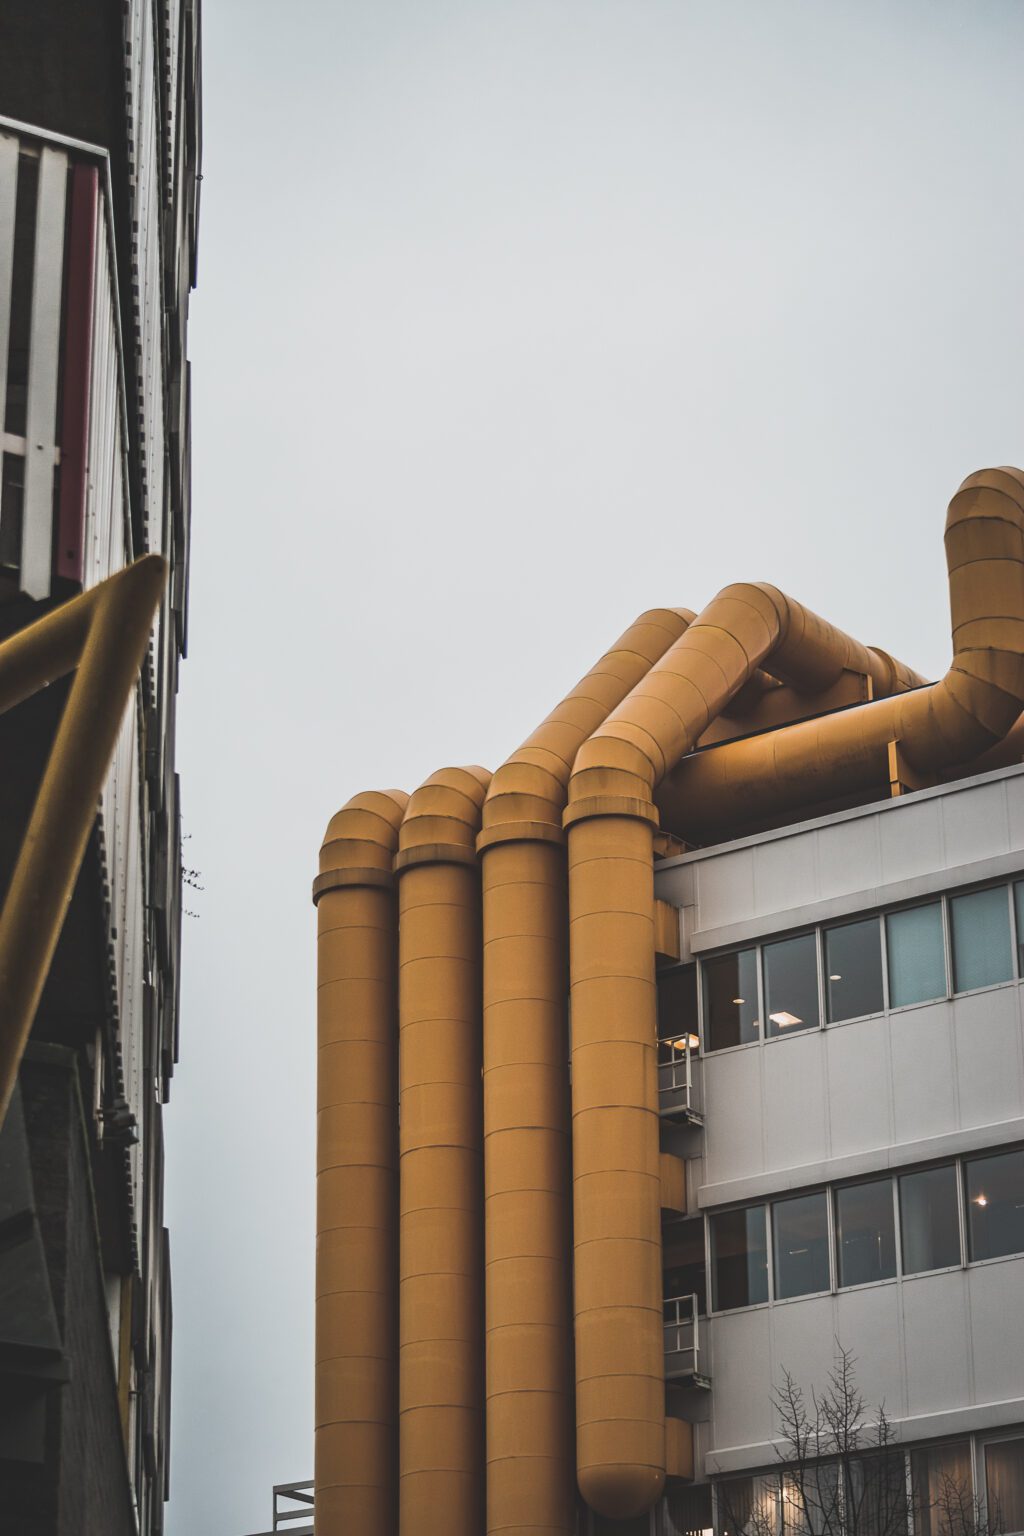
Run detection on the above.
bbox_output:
[315,789,409,900]
[578,1466,666,1522]
[396,766,491,865]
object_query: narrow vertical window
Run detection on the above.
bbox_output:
[825,917,884,1022]
[911,1442,973,1536]
[985,1438,1024,1535]
[719,1476,779,1536]
[899,1164,961,1274]
[771,1191,830,1298]
[965,1147,1024,1262]
[764,934,819,1037]
[835,1178,897,1287]
[710,1205,769,1310]
[886,903,946,1007]
[703,949,760,1051]
[950,887,1012,992]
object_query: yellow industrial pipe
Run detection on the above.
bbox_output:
[396,766,491,1536]
[314,790,408,1536]
[563,584,919,1519]
[657,468,1024,842]
[478,609,695,1536]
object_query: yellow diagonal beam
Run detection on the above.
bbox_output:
[0,554,167,1124]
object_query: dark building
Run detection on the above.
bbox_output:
[0,4,200,1532]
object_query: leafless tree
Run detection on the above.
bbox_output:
[718,1346,999,1536]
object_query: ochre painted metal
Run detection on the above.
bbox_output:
[657,468,1024,843]
[0,554,167,1126]
[314,789,408,1536]
[562,583,914,1519]
[396,766,491,1536]
[478,609,692,1536]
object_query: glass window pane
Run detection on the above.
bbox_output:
[847,1453,908,1536]
[836,1179,897,1288]
[764,933,819,1038]
[1015,882,1024,975]
[710,1205,768,1311]
[965,1148,1024,1262]
[704,949,760,1051]
[826,918,884,1022]
[658,965,699,1045]
[986,1438,1024,1535]
[951,887,1012,993]
[911,1441,973,1536]
[719,1476,779,1536]
[783,1464,840,1536]
[899,1164,961,1274]
[886,903,946,1008]
[772,1191,830,1299]
[665,1483,712,1536]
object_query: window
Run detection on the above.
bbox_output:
[704,949,760,1051]
[710,1205,769,1310]
[950,887,1012,993]
[846,1452,908,1536]
[782,1463,839,1536]
[764,934,819,1038]
[985,1438,1024,1534]
[899,1164,961,1274]
[836,1178,897,1288]
[658,965,699,1048]
[965,1148,1024,1262]
[664,1217,708,1316]
[719,1476,779,1536]
[886,903,946,1007]
[911,1442,973,1536]
[664,1483,712,1536]
[825,917,884,1023]
[1014,882,1024,976]
[772,1191,830,1299]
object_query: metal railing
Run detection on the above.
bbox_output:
[663,1291,704,1382]
[658,1035,702,1122]
[241,1480,313,1536]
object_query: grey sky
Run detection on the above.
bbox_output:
[165,3,1024,1531]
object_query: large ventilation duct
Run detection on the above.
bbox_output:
[562,585,919,1519]
[395,766,491,1536]
[657,469,1024,841]
[314,789,408,1536]
[478,608,695,1536]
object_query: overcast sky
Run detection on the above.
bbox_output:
[165,3,1024,1531]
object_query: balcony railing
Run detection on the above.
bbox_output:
[242,1480,314,1536]
[663,1292,710,1387]
[658,1035,703,1126]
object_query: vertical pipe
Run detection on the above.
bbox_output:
[478,610,693,1536]
[396,766,491,1535]
[314,789,408,1536]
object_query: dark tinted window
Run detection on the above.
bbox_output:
[658,965,699,1047]
[663,1217,707,1316]
[825,918,884,1022]
[836,1179,896,1287]
[985,1438,1024,1535]
[886,903,946,1007]
[703,949,759,1051]
[965,1148,1024,1262]
[899,1164,961,1274]
[764,933,819,1037]
[710,1205,768,1310]
[847,1453,909,1536]
[911,1441,973,1536]
[951,887,1013,993]
[772,1191,830,1298]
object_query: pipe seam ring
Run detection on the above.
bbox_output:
[311,866,393,904]
[562,794,661,831]
[393,841,479,873]
[476,820,566,854]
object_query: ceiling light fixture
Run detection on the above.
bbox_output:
[769,1011,803,1027]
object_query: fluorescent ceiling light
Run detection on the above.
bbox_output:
[769,1011,803,1027]
[829,974,842,981]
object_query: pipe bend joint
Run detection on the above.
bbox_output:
[314,789,409,903]
[397,766,491,862]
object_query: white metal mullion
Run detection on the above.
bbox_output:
[21,145,67,598]
[0,134,19,440]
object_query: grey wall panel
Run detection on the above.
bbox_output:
[943,780,1010,869]
[696,852,756,933]
[968,1258,1024,1405]
[900,1270,970,1418]
[754,833,818,917]
[834,1283,906,1422]
[814,815,883,907]
[952,987,1024,1132]
[824,1017,893,1161]
[879,797,946,886]
[703,1047,764,1185]
[762,1033,827,1172]
[769,1293,836,1412]
[706,1308,774,1457]
[889,1004,958,1146]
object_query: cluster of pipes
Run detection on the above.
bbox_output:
[313,468,1024,1535]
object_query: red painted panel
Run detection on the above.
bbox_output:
[57,163,98,586]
